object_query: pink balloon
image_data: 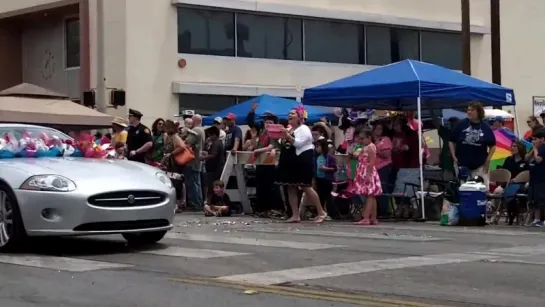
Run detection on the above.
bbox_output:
[26,140,36,151]
[84,148,94,158]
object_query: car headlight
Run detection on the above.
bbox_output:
[20,175,76,192]
[156,172,173,188]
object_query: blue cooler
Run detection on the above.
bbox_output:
[458,182,488,226]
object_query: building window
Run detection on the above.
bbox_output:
[421,31,461,70]
[304,19,364,64]
[366,26,419,66]
[177,7,235,56]
[175,6,464,69]
[179,94,238,115]
[236,13,302,60]
[65,18,80,68]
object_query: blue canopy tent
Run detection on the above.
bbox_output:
[203,94,335,125]
[302,60,515,110]
[302,60,517,221]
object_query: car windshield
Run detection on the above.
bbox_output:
[0,126,73,142]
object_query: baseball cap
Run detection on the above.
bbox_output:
[223,113,236,120]
[493,116,504,123]
[213,117,222,124]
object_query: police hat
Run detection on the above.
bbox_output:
[128,108,143,119]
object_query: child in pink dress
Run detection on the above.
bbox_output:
[352,129,383,225]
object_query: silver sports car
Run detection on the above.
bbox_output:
[0,124,176,252]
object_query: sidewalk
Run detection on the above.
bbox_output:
[172,213,545,236]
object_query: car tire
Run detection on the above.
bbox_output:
[0,184,27,252]
[122,231,167,246]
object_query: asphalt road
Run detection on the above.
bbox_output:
[1,214,545,307]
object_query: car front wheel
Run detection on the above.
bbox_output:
[122,231,167,246]
[0,185,27,252]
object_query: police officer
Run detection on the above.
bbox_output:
[126,108,153,163]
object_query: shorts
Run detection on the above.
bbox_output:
[529,182,545,206]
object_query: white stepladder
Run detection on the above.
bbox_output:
[220,152,349,215]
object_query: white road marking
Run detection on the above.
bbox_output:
[164,233,343,250]
[244,228,447,241]
[217,253,491,285]
[0,255,131,272]
[140,247,249,258]
[217,245,545,285]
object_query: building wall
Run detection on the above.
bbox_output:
[87,0,179,122]
[500,0,545,134]
[0,0,77,18]
[21,17,80,98]
[0,21,23,90]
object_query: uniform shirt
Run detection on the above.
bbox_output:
[500,156,528,179]
[126,123,153,162]
[450,119,496,170]
[529,145,545,184]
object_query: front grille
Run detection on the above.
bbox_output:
[88,191,166,207]
[73,219,170,231]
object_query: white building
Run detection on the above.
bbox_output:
[0,0,541,131]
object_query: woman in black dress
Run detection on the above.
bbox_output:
[276,107,327,223]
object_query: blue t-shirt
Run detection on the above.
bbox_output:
[316,155,327,178]
[529,145,545,184]
[450,119,496,170]
[225,125,242,151]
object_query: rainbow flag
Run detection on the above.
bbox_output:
[490,129,531,170]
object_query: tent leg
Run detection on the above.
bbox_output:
[513,106,521,136]
[416,97,426,222]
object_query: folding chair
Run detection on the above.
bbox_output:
[487,169,512,221]
[490,182,521,225]
[381,168,420,219]
[489,170,529,225]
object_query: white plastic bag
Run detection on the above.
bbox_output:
[440,200,459,226]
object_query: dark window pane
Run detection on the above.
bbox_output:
[421,31,461,70]
[304,19,363,64]
[65,18,80,68]
[177,7,235,56]
[236,13,302,60]
[236,96,253,103]
[179,94,237,115]
[366,26,419,65]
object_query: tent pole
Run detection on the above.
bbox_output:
[513,106,521,136]
[417,97,426,221]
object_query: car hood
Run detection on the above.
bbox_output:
[3,157,159,181]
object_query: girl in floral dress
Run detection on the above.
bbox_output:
[352,129,383,225]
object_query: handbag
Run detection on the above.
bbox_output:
[174,147,195,165]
